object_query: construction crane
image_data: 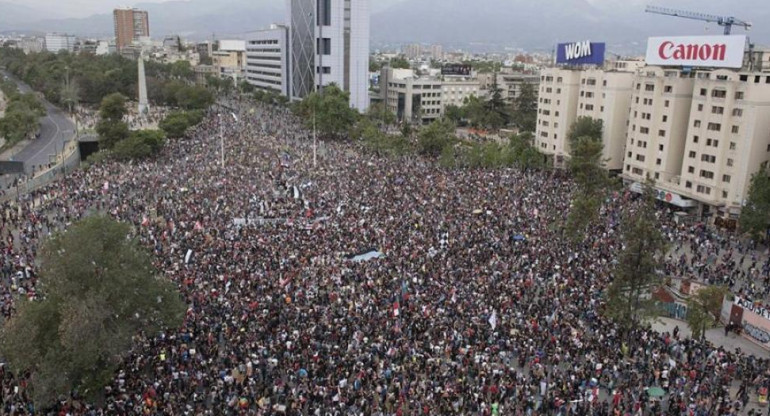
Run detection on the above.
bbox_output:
[645,5,751,35]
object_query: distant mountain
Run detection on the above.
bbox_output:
[0,1,59,28]
[1,0,767,51]
[1,0,284,39]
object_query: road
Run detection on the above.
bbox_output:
[1,70,76,175]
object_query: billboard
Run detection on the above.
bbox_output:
[645,35,746,69]
[441,64,472,76]
[556,41,605,65]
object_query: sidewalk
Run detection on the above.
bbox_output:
[651,317,769,357]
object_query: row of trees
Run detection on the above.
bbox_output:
[0,48,208,110]
[0,78,45,145]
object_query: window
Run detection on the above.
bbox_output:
[636,154,645,162]
[632,167,643,175]
[693,136,699,144]
[688,166,695,174]
[723,175,731,183]
[697,104,704,111]
[700,154,715,163]
[700,170,714,179]
[730,142,737,151]
[733,108,743,117]
[658,130,666,137]
[645,84,655,92]
[688,151,696,158]
[664,100,670,108]
[700,88,707,96]
[727,158,734,167]
[317,0,331,25]
[656,158,662,166]
[659,144,664,151]
[711,106,724,115]
[711,89,726,98]
[694,120,701,128]
[736,91,745,100]
[685,181,692,189]
[316,38,331,55]
[664,85,673,93]
[731,126,739,134]
[639,127,649,134]
[662,115,668,122]
[696,185,711,195]
[707,123,721,131]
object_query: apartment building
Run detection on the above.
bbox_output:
[535,68,581,166]
[246,25,290,96]
[442,77,481,108]
[496,71,540,103]
[624,68,770,217]
[114,8,149,51]
[44,33,77,53]
[535,63,642,169]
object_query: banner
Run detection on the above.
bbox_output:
[645,35,746,68]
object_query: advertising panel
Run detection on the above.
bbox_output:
[441,64,472,76]
[645,35,746,68]
[729,296,770,350]
[555,41,605,65]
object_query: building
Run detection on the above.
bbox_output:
[403,44,421,59]
[44,33,77,53]
[246,25,290,96]
[21,37,44,54]
[430,44,443,61]
[163,35,181,52]
[194,65,218,86]
[114,8,150,51]
[535,61,642,169]
[623,66,770,219]
[496,71,540,103]
[286,0,371,111]
[381,67,481,124]
[213,40,247,84]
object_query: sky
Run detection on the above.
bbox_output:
[4,0,178,18]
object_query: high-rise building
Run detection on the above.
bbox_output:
[430,44,443,61]
[44,33,77,53]
[114,8,150,51]
[246,25,290,96]
[287,0,370,111]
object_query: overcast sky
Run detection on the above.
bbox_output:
[4,0,177,17]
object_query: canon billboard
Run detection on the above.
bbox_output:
[645,35,746,68]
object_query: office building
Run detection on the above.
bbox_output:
[496,71,540,103]
[44,33,77,53]
[213,40,247,84]
[287,0,370,111]
[114,8,150,51]
[246,25,290,96]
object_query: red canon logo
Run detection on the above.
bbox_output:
[658,41,728,61]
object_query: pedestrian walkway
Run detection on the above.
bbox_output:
[652,316,770,357]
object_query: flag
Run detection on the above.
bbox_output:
[141,216,149,227]
[103,181,109,191]
[185,249,193,264]
[393,301,400,317]
[489,311,498,330]
[194,221,203,231]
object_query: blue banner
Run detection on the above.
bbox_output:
[556,41,605,65]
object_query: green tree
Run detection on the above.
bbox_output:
[444,104,464,124]
[175,85,214,110]
[366,102,396,129]
[483,83,510,131]
[159,110,203,138]
[686,286,728,340]
[417,119,455,157]
[294,84,358,140]
[389,57,410,69]
[566,117,608,238]
[369,60,383,72]
[604,180,667,334]
[0,216,185,409]
[511,82,537,132]
[740,166,770,240]
[98,92,127,121]
[170,60,194,80]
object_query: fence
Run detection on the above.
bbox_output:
[0,139,81,203]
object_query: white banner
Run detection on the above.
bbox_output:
[645,35,746,68]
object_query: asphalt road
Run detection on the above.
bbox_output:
[1,70,76,174]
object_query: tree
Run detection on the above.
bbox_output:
[98,93,127,121]
[175,85,214,110]
[686,286,728,340]
[389,57,410,69]
[170,60,194,80]
[0,216,185,409]
[369,60,383,72]
[444,104,464,124]
[566,117,608,238]
[604,180,667,334]
[483,83,510,131]
[294,84,359,140]
[159,110,203,138]
[740,166,770,240]
[417,119,455,157]
[511,82,537,132]
[366,102,396,129]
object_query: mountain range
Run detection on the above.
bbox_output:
[0,0,767,52]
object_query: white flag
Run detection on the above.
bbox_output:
[489,311,498,330]
[185,249,193,264]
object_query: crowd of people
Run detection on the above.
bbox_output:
[75,104,170,132]
[0,95,769,415]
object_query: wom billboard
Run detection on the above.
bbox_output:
[646,35,746,69]
[556,41,605,65]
